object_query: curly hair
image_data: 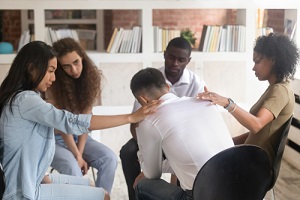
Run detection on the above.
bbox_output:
[50,38,102,113]
[254,33,299,83]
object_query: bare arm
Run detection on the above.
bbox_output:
[89,100,161,131]
[198,86,274,134]
[77,133,88,155]
[77,107,92,155]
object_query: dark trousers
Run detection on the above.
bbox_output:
[120,138,140,200]
[135,178,192,200]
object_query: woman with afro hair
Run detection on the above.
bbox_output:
[198,33,299,164]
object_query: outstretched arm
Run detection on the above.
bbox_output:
[89,99,161,131]
[197,86,274,134]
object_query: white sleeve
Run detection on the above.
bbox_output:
[194,73,206,93]
[162,159,174,174]
[136,120,163,179]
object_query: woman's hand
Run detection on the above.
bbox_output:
[41,174,52,184]
[76,155,88,175]
[197,86,229,108]
[129,99,162,123]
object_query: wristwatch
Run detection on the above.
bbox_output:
[224,98,234,110]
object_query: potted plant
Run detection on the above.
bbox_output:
[181,29,196,48]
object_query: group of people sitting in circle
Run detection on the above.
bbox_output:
[0,33,298,200]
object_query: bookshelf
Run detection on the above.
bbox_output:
[21,10,104,51]
[1,2,300,199]
[0,0,300,106]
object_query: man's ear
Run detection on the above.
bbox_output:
[166,83,170,92]
[187,57,191,64]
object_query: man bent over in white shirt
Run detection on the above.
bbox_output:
[131,68,234,200]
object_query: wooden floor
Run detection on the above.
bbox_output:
[264,158,300,200]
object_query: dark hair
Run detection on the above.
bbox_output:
[50,37,101,112]
[0,41,57,116]
[254,33,299,82]
[130,68,166,96]
[166,37,192,56]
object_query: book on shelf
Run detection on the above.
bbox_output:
[198,25,208,51]
[284,19,297,40]
[199,24,246,52]
[107,26,142,53]
[202,26,212,52]
[17,30,31,52]
[106,27,118,53]
[153,26,181,53]
[44,27,80,46]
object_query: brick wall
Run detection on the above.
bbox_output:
[104,10,141,48]
[266,9,285,33]
[152,9,236,48]
[2,10,21,49]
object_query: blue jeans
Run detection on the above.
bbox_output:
[37,173,105,199]
[135,178,192,200]
[51,136,118,193]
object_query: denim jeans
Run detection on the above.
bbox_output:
[36,173,105,200]
[135,178,192,200]
[52,136,118,193]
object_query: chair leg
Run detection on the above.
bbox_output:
[91,167,96,183]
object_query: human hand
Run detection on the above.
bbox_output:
[133,172,145,188]
[197,86,229,107]
[104,190,110,200]
[129,99,162,123]
[41,174,52,184]
[76,156,88,175]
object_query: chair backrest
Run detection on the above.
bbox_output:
[0,163,5,199]
[192,145,271,200]
[269,116,293,189]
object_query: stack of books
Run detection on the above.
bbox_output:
[153,26,181,53]
[198,25,246,52]
[106,26,142,53]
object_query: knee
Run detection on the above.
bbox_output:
[134,178,147,199]
[120,138,138,161]
[96,150,118,171]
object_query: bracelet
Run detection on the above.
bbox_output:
[224,98,234,111]
[229,103,237,113]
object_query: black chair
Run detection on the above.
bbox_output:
[0,164,5,199]
[192,145,271,200]
[268,116,293,200]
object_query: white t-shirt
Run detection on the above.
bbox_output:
[132,66,205,112]
[136,93,234,190]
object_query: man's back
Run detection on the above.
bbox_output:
[136,93,234,190]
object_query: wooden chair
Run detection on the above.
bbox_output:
[192,145,271,200]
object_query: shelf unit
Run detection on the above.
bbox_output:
[20,10,104,51]
[0,1,299,56]
[1,3,300,198]
[1,0,300,106]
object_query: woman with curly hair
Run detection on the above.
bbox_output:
[46,37,117,194]
[198,33,299,163]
